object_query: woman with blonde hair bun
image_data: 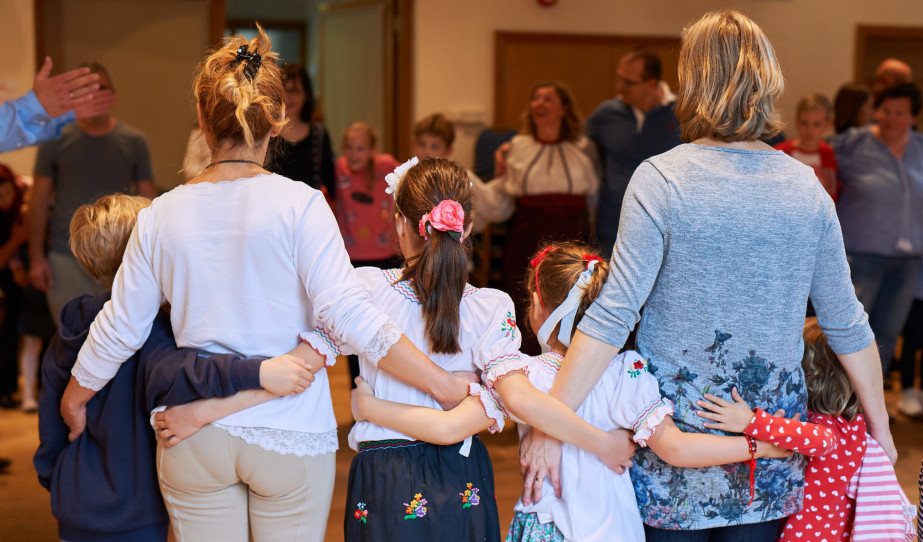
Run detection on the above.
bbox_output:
[519,10,893,540]
[56,25,469,541]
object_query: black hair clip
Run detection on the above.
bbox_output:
[235,45,262,81]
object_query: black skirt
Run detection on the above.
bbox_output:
[344,437,501,542]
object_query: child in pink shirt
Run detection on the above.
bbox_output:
[335,122,400,267]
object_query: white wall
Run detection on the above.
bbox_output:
[414,0,923,168]
[58,0,211,190]
[0,0,38,176]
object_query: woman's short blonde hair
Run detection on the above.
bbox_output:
[70,194,151,289]
[675,10,784,142]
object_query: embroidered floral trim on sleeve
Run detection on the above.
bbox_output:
[364,321,402,366]
[469,383,508,433]
[631,397,675,447]
[483,353,530,388]
[299,328,341,368]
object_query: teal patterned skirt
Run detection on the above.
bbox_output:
[506,511,565,542]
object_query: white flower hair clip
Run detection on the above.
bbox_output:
[385,156,419,196]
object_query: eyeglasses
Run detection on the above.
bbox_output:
[617,75,650,87]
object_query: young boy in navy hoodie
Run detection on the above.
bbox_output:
[34,194,316,541]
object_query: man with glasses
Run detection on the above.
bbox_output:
[586,48,682,257]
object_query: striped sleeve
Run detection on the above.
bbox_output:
[851,437,916,541]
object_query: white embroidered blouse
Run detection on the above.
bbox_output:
[304,267,528,449]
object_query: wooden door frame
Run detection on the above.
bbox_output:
[494,31,679,127]
[854,24,923,83]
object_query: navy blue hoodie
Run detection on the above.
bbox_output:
[34,292,264,541]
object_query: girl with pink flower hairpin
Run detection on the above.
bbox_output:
[328,157,642,542]
[351,239,795,542]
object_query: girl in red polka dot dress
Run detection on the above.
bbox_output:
[697,317,915,542]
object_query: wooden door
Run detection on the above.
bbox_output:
[319,0,394,153]
[494,32,681,130]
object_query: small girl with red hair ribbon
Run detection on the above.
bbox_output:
[352,239,793,542]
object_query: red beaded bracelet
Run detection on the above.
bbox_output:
[745,435,758,506]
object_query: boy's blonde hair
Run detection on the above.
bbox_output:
[413,113,455,147]
[803,317,860,421]
[675,10,784,142]
[796,93,833,120]
[69,194,151,289]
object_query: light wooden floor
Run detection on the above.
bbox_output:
[0,359,919,541]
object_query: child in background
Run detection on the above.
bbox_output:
[697,317,915,542]
[34,194,313,542]
[352,241,792,542]
[413,113,456,160]
[775,93,839,200]
[413,113,508,233]
[336,122,401,385]
[336,121,400,268]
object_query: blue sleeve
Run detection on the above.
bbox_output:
[34,333,77,491]
[585,105,604,143]
[809,193,876,354]
[0,91,74,153]
[578,160,668,347]
[141,312,264,409]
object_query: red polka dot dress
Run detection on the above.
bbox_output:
[745,408,866,542]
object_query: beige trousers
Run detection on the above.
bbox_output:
[157,424,336,542]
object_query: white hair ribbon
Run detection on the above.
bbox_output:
[536,260,598,352]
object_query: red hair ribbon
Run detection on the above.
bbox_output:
[530,245,558,309]
[582,254,603,269]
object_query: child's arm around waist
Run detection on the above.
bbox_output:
[696,387,837,457]
[142,312,321,409]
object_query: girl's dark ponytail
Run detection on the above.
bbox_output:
[395,158,472,354]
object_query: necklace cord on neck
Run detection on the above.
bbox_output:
[204,159,263,170]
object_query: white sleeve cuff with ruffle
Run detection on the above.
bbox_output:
[468,383,507,433]
[299,329,340,368]
[482,353,530,388]
[630,397,674,447]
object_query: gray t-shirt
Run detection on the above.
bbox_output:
[579,143,873,529]
[35,120,152,254]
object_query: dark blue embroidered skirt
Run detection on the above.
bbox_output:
[344,437,501,542]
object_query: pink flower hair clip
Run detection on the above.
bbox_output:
[419,199,465,242]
